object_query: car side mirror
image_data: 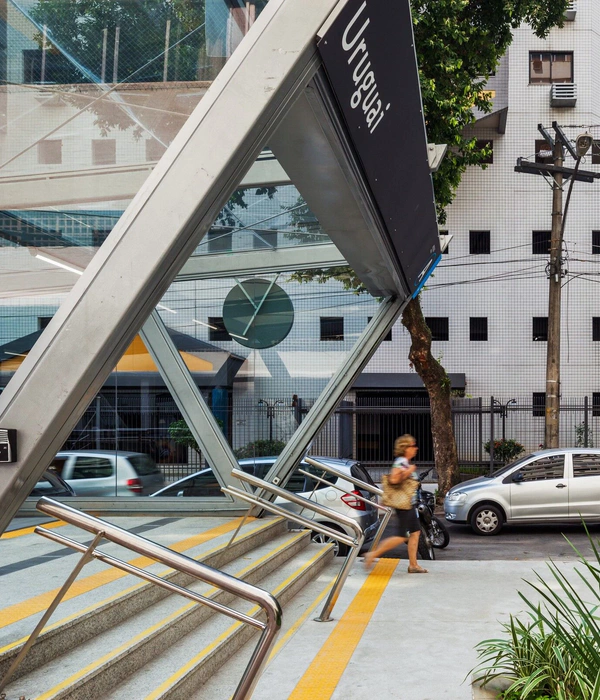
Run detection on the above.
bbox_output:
[512,472,524,483]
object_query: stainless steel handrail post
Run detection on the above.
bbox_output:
[0,530,104,694]
[25,498,281,700]
[227,469,365,621]
[303,458,392,551]
[297,468,392,553]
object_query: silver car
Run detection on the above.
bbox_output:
[445,447,600,535]
[151,456,380,555]
[50,450,165,496]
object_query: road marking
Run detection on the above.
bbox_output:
[288,558,398,699]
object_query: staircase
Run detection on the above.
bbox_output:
[0,516,337,699]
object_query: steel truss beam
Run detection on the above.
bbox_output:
[139,311,241,507]
[259,296,406,506]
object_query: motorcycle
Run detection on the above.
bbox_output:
[415,466,450,561]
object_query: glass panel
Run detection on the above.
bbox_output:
[519,455,564,481]
[573,454,600,478]
[0,0,278,400]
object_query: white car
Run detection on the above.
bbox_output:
[50,450,165,497]
[151,456,379,555]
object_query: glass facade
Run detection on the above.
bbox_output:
[0,0,381,500]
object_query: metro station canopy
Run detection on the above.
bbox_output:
[0,0,441,533]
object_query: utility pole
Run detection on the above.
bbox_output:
[545,139,563,448]
[515,124,596,448]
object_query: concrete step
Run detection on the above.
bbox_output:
[106,543,335,700]
[1,525,334,699]
[0,516,285,683]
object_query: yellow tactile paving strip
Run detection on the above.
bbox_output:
[288,558,398,700]
[0,517,247,629]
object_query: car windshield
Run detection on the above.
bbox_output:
[128,454,161,475]
[488,453,533,478]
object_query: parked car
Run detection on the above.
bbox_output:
[49,450,165,496]
[445,447,600,535]
[28,470,75,499]
[151,456,380,555]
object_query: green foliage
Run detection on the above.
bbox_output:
[472,525,600,699]
[484,439,525,463]
[168,417,223,457]
[30,0,206,85]
[234,439,286,459]
[574,421,594,449]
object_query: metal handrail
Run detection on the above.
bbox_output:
[0,498,281,700]
[305,457,384,497]
[297,464,392,552]
[224,468,365,622]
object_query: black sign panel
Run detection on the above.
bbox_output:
[318,0,440,296]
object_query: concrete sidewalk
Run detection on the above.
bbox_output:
[0,515,590,699]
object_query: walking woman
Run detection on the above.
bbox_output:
[364,434,428,573]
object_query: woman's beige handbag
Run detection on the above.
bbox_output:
[381,474,419,510]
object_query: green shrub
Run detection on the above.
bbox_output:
[483,439,525,463]
[471,524,600,699]
[234,439,286,459]
[168,418,224,457]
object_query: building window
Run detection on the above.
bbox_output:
[38,139,62,164]
[469,231,490,255]
[592,141,600,165]
[475,140,493,164]
[367,317,392,341]
[146,139,167,161]
[425,317,449,341]
[533,317,548,341]
[206,228,233,253]
[593,317,600,342]
[38,316,52,330]
[92,139,116,166]
[529,52,573,84]
[208,317,231,342]
[532,230,551,255]
[592,231,600,254]
[533,392,546,417]
[593,393,600,418]
[535,139,554,165]
[470,317,488,342]
[320,317,344,341]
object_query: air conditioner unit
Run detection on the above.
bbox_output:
[565,1,576,21]
[550,83,577,108]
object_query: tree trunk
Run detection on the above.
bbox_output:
[401,296,460,498]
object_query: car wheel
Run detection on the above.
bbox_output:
[311,526,349,557]
[470,505,503,536]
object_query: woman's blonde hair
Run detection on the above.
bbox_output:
[393,434,416,457]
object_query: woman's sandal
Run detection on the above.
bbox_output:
[407,565,428,574]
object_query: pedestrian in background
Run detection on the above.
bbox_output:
[364,434,428,573]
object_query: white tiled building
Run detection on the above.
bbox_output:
[367,1,600,407]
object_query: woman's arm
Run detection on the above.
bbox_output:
[388,462,416,484]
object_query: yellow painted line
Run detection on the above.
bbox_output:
[145,542,331,700]
[0,517,248,630]
[266,578,335,663]
[37,530,310,700]
[288,558,398,700]
[1,520,66,540]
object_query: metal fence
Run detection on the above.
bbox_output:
[62,394,599,483]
